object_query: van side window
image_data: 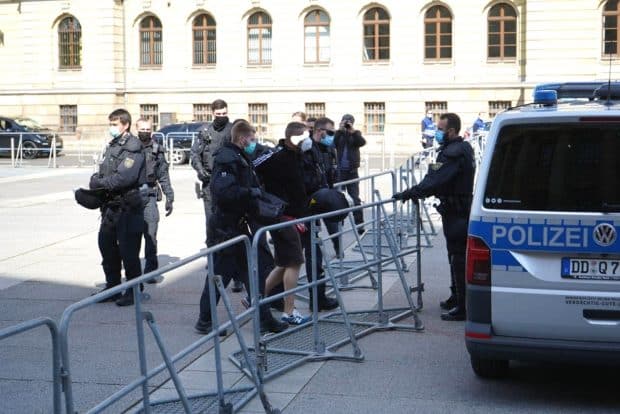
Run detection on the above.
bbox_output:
[484,123,620,212]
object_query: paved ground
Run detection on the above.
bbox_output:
[1,165,619,413]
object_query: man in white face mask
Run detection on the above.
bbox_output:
[254,122,312,325]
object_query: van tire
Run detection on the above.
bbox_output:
[470,356,509,379]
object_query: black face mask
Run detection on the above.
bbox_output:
[138,132,152,142]
[212,116,229,131]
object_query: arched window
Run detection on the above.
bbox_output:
[58,16,81,69]
[304,10,330,63]
[193,13,216,65]
[488,3,517,59]
[424,6,452,60]
[247,12,272,65]
[140,15,162,66]
[363,7,390,61]
[604,0,620,55]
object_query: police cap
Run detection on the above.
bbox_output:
[309,188,353,223]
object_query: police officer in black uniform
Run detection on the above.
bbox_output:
[190,99,233,243]
[301,121,338,311]
[393,113,475,321]
[194,120,288,335]
[136,118,174,283]
[90,109,147,307]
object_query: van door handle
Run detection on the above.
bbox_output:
[583,309,620,326]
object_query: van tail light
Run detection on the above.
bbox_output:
[466,236,491,286]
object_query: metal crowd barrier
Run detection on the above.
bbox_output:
[58,235,279,414]
[0,132,61,168]
[228,195,425,384]
[0,317,62,414]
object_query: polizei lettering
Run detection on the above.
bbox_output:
[491,225,589,248]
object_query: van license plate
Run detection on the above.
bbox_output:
[562,258,620,280]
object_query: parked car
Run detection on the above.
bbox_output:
[155,122,207,165]
[0,116,63,159]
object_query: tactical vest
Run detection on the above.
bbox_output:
[100,138,126,178]
[144,142,160,186]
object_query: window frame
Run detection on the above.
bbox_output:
[192,13,216,66]
[58,16,82,70]
[193,103,213,122]
[304,9,330,64]
[363,7,390,62]
[140,104,159,131]
[305,102,326,119]
[248,103,269,138]
[488,100,512,118]
[139,15,163,68]
[487,3,518,61]
[424,101,448,125]
[603,0,620,57]
[424,5,452,62]
[247,12,272,66]
[59,105,78,134]
[364,102,386,134]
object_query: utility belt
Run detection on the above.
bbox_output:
[140,183,163,201]
[436,194,473,216]
[104,188,144,211]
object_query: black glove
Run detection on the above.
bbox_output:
[198,170,210,183]
[392,188,419,202]
[89,173,103,190]
[165,199,173,216]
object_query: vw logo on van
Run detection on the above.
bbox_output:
[593,223,617,247]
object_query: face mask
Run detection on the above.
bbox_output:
[138,131,151,142]
[434,130,445,144]
[320,134,334,146]
[290,131,310,146]
[109,126,122,138]
[244,141,257,154]
[212,116,229,130]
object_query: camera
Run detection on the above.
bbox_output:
[344,122,352,129]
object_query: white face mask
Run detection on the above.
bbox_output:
[290,131,310,146]
[300,137,313,152]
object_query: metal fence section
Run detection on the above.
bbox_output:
[58,235,280,414]
[228,197,425,384]
[0,317,62,414]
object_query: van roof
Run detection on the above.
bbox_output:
[501,99,620,118]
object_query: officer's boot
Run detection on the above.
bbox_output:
[115,284,145,307]
[309,275,338,312]
[441,254,466,321]
[440,258,457,310]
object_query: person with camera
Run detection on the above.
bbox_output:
[89,109,147,307]
[254,122,312,325]
[334,114,366,233]
[190,99,244,293]
[136,118,174,284]
[393,113,475,321]
[194,120,288,335]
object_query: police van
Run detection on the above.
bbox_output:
[465,83,620,378]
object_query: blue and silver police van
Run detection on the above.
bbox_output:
[465,83,620,378]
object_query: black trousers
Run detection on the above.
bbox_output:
[337,169,363,225]
[441,213,469,305]
[98,206,143,287]
[143,196,159,274]
[199,234,273,322]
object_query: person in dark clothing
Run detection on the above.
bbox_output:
[90,109,146,307]
[254,122,312,325]
[334,114,366,233]
[194,120,288,335]
[393,113,475,321]
[136,118,174,284]
[299,118,339,312]
[190,99,244,292]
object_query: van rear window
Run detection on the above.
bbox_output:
[484,123,620,212]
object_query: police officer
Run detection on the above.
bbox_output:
[194,120,288,335]
[90,109,146,307]
[302,119,338,311]
[393,113,475,321]
[190,99,243,293]
[136,118,174,283]
[314,117,341,254]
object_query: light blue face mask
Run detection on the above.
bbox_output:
[434,130,445,144]
[321,134,335,146]
[244,141,257,154]
[109,126,122,138]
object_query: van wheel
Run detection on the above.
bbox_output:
[169,149,187,165]
[470,356,509,379]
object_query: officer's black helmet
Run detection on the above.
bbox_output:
[309,188,353,223]
[74,188,106,210]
